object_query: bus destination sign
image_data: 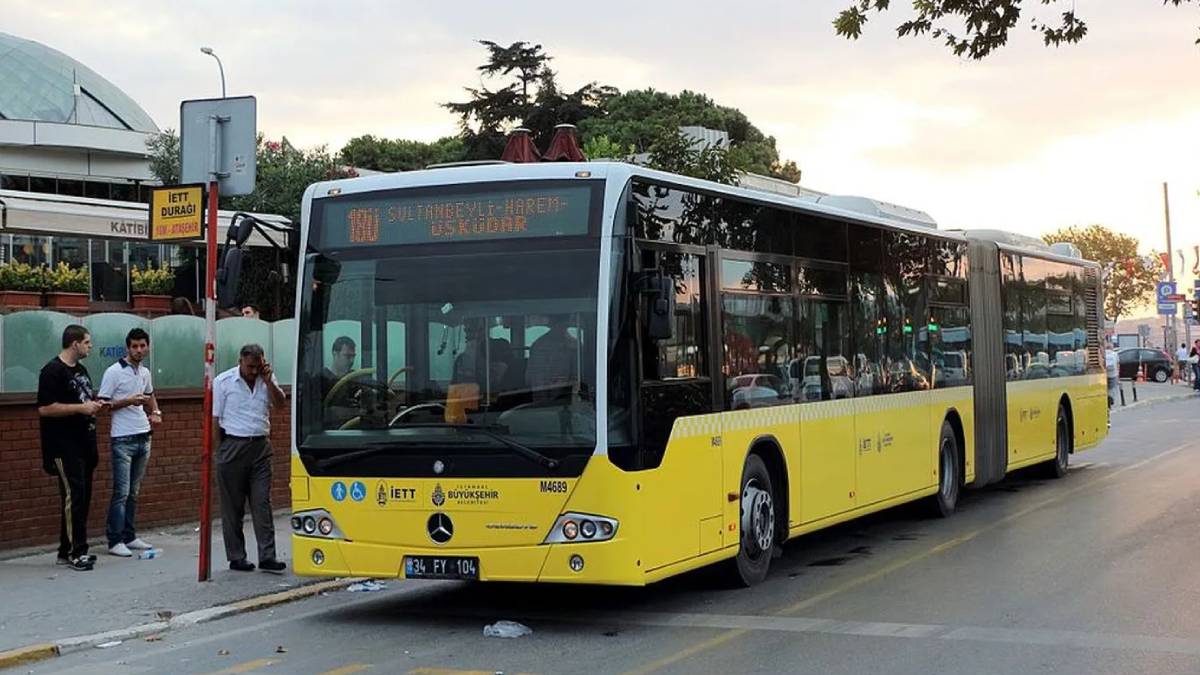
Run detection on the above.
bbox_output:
[321,185,591,247]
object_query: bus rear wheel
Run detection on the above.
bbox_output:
[927,421,960,518]
[1043,405,1070,479]
[725,454,776,587]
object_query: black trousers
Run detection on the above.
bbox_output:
[52,452,97,559]
[217,436,276,563]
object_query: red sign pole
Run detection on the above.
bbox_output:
[199,180,219,582]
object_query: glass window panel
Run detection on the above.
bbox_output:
[29,176,55,195]
[1,174,30,191]
[793,299,851,401]
[797,266,847,297]
[723,292,793,409]
[84,181,111,200]
[52,237,88,270]
[110,182,136,202]
[651,251,705,380]
[271,318,296,385]
[57,179,83,197]
[632,182,713,245]
[721,259,790,292]
[848,225,883,395]
[1,311,75,392]
[89,240,127,301]
[795,215,847,262]
[83,313,149,377]
[216,316,273,374]
[147,315,204,388]
[12,235,49,266]
[932,307,972,388]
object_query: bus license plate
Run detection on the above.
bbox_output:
[404,555,480,580]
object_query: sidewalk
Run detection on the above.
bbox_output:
[1111,380,1198,411]
[0,513,350,656]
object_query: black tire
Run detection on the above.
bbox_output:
[927,421,961,518]
[1153,367,1169,383]
[724,454,776,587]
[1044,404,1070,479]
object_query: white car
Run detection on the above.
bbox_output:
[730,374,785,409]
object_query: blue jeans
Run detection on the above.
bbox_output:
[107,433,150,547]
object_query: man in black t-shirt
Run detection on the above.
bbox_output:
[37,324,106,571]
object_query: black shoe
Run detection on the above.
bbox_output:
[259,559,287,574]
[229,559,255,572]
[67,556,94,572]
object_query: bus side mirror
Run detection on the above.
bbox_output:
[638,270,674,341]
[216,247,244,308]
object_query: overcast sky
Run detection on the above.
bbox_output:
[7,1,1200,276]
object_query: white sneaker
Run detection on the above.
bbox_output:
[109,542,133,557]
[126,538,153,550]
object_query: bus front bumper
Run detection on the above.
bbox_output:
[292,534,646,586]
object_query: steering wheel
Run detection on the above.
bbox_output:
[323,366,413,407]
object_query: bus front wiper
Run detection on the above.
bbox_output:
[392,423,561,470]
[310,439,473,472]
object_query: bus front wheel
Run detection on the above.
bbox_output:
[927,421,961,518]
[725,454,776,587]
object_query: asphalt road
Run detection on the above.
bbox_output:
[32,399,1200,675]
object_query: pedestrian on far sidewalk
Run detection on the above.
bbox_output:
[37,324,107,572]
[1177,343,1189,384]
[212,344,287,574]
[98,328,161,558]
[1191,340,1200,391]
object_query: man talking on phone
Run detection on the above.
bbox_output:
[212,343,287,573]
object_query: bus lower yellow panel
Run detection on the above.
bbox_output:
[799,399,857,524]
[855,391,932,507]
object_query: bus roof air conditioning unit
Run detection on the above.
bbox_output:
[815,195,937,229]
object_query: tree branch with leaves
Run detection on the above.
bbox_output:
[835,1,1196,59]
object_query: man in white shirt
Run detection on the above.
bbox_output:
[98,328,161,557]
[1176,343,1189,384]
[212,343,287,573]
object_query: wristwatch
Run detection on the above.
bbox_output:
[151,409,163,416]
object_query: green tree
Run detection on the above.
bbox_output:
[1042,225,1162,321]
[578,89,800,181]
[444,40,614,159]
[644,127,739,185]
[338,135,466,173]
[835,1,1196,60]
[146,131,180,185]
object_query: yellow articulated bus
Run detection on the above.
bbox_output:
[288,161,1108,586]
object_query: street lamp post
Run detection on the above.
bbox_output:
[199,46,226,98]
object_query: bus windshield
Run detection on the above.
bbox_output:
[297,204,602,470]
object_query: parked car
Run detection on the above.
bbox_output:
[1116,348,1172,382]
[730,373,786,409]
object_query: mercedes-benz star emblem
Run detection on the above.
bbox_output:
[427,513,453,545]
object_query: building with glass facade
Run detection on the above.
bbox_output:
[0,32,287,308]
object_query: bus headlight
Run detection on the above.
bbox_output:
[544,513,618,544]
[291,509,346,540]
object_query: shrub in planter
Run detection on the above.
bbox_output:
[131,263,176,311]
[0,262,47,308]
[45,262,90,309]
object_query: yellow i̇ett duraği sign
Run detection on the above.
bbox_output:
[148,185,205,240]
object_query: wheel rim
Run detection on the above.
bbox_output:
[741,480,775,559]
[939,437,957,503]
[1156,369,1167,382]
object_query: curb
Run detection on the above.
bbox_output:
[1113,390,1197,412]
[0,577,366,669]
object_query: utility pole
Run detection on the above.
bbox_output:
[1164,182,1175,353]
